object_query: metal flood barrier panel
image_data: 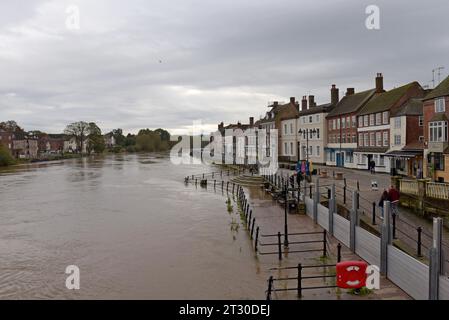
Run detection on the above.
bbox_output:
[317,203,329,231]
[439,276,449,300]
[333,213,350,248]
[387,245,429,300]
[355,226,381,267]
[305,197,314,218]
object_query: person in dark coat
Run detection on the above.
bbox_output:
[378,190,389,218]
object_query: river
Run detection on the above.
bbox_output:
[0,153,267,299]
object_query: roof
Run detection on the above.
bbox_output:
[358,82,419,116]
[299,103,334,116]
[392,98,423,117]
[430,113,449,122]
[424,76,449,100]
[327,89,376,118]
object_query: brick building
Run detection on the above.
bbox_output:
[423,75,449,182]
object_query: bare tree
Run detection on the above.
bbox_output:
[64,121,90,154]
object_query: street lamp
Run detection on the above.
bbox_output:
[298,128,317,174]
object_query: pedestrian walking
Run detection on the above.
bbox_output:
[378,190,389,219]
[388,185,400,217]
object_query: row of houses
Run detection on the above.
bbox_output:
[217,73,449,182]
[0,131,116,159]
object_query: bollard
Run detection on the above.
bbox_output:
[323,230,327,257]
[327,188,331,200]
[392,213,397,239]
[232,183,235,194]
[417,227,423,257]
[248,210,253,230]
[357,180,360,191]
[251,218,256,239]
[255,227,260,252]
[343,186,346,204]
[278,232,282,261]
[337,243,342,262]
[227,181,229,192]
[297,263,302,297]
[372,202,376,225]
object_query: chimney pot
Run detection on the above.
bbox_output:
[346,88,355,96]
[249,117,254,126]
[308,95,315,107]
[301,96,308,110]
[331,85,339,105]
[290,97,295,104]
[273,101,278,106]
[376,73,384,93]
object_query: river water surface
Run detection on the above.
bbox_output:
[0,153,267,299]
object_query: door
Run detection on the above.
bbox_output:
[336,152,345,167]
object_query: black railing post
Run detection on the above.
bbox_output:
[323,230,327,257]
[251,218,255,239]
[214,180,216,189]
[417,227,422,257]
[278,232,282,261]
[337,243,342,262]
[372,202,376,225]
[255,227,260,252]
[232,183,235,194]
[392,213,397,239]
[227,181,229,192]
[309,185,312,199]
[267,276,273,300]
[357,180,360,191]
[327,188,331,200]
[297,263,302,298]
[248,210,253,230]
[343,186,346,204]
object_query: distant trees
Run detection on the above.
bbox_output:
[0,120,24,133]
[0,144,15,166]
[64,121,90,153]
[87,122,105,154]
[108,128,171,153]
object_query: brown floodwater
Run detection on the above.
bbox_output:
[0,153,267,299]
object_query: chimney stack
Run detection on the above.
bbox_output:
[273,101,278,106]
[376,73,384,93]
[301,96,308,110]
[331,84,339,105]
[308,95,316,107]
[249,117,254,126]
[290,97,296,104]
[346,88,355,96]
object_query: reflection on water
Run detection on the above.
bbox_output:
[0,153,267,299]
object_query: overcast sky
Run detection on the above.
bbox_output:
[0,0,448,135]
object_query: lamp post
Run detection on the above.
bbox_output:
[298,128,317,175]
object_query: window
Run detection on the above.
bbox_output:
[364,133,369,147]
[358,116,363,128]
[419,136,424,142]
[359,133,364,146]
[342,133,346,143]
[364,115,369,127]
[284,142,288,155]
[316,146,320,156]
[290,142,294,155]
[284,124,287,134]
[433,153,445,171]
[370,132,375,146]
[316,128,320,139]
[376,132,382,146]
[369,114,375,126]
[435,98,446,113]
[342,117,346,129]
[336,135,340,143]
[346,116,350,128]
[419,116,424,127]
[376,113,382,125]
[382,111,389,124]
[379,156,385,166]
[290,123,293,134]
[333,119,336,130]
[352,134,357,143]
[309,146,313,156]
[394,117,401,129]
[352,116,356,128]
[309,116,313,123]
[383,131,389,146]
[337,118,340,129]
[394,135,401,145]
[429,121,448,142]
[316,114,320,122]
